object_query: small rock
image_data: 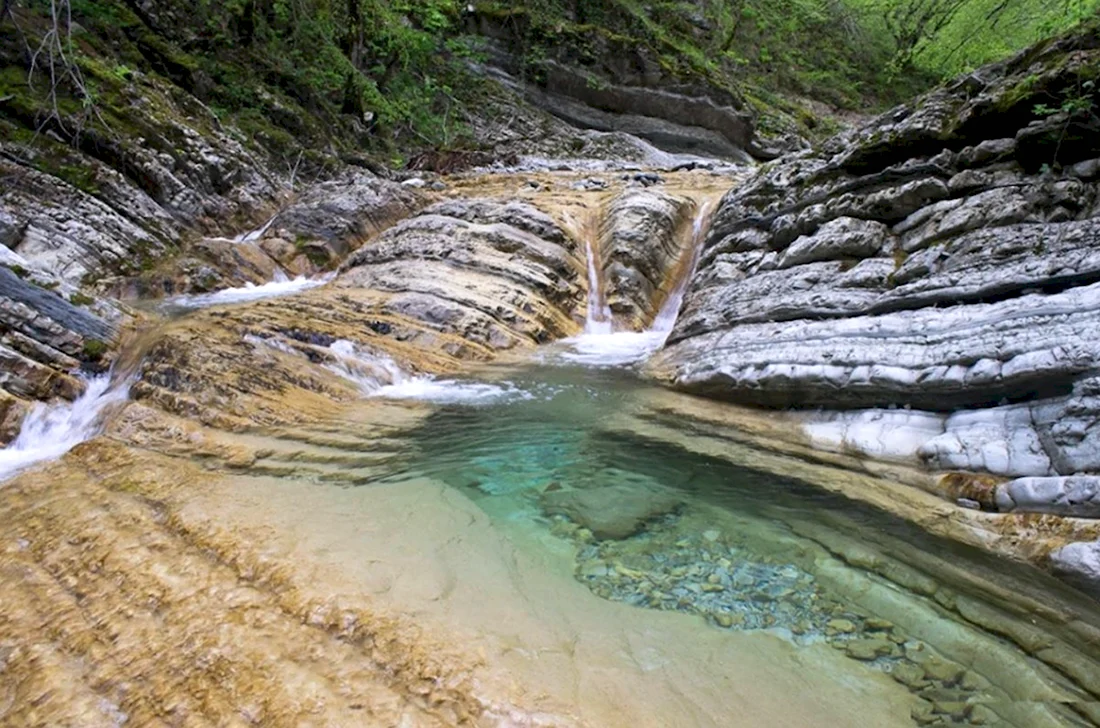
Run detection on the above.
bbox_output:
[845,638,894,661]
[826,618,856,635]
[910,700,938,726]
[921,657,963,684]
[579,562,609,578]
[959,670,990,692]
[968,704,996,724]
[702,530,720,542]
[715,613,734,628]
[401,177,426,188]
[429,180,447,191]
[890,662,929,689]
[956,498,982,510]
[864,618,893,631]
[570,177,608,191]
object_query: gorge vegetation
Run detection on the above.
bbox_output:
[1,0,1096,168]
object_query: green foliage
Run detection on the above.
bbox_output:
[81,338,108,361]
[3,0,1096,161]
[69,292,95,306]
[1035,80,1097,117]
[850,0,1100,79]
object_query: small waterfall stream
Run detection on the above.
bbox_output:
[165,270,333,310]
[556,198,714,366]
[583,239,614,335]
[0,375,129,482]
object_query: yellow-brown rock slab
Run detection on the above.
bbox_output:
[0,437,918,727]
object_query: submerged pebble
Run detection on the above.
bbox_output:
[556,514,989,725]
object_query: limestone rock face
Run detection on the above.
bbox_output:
[598,189,694,329]
[133,196,590,426]
[273,172,427,258]
[0,265,119,414]
[0,157,178,285]
[996,476,1100,518]
[0,71,285,418]
[1051,540,1100,598]
[340,198,586,350]
[649,30,1100,482]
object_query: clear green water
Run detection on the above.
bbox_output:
[341,362,1100,727]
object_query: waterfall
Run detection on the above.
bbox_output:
[0,375,129,482]
[324,339,528,404]
[649,197,715,334]
[583,239,613,335]
[233,214,279,243]
[551,198,715,367]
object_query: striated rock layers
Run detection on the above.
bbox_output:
[0,145,421,430]
[133,197,589,428]
[596,188,696,329]
[649,31,1100,516]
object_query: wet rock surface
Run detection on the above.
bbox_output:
[597,189,694,329]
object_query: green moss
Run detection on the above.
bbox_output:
[5,265,28,278]
[69,292,95,306]
[82,338,108,361]
[995,73,1043,113]
[893,247,909,270]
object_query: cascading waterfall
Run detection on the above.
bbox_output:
[232,214,279,243]
[0,375,129,482]
[583,239,613,335]
[557,199,715,366]
[325,339,528,405]
[648,197,716,334]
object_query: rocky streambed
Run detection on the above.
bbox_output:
[1,23,1100,728]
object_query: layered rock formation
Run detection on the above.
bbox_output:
[596,189,695,329]
[131,195,590,429]
[465,11,764,161]
[647,30,1100,581]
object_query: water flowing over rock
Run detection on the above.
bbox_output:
[649,31,1100,489]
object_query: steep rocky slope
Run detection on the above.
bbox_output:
[646,27,1100,581]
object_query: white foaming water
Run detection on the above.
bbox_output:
[553,200,714,367]
[168,270,331,309]
[326,340,527,405]
[0,375,129,482]
[583,239,613,335]
[373,378,533,405]
[325,339,407,393]
[551,330,669,367]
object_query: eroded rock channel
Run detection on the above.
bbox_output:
[2,25,1100,728]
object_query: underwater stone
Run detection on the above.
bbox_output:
[845,638,895,661]
[540,484,682,539]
